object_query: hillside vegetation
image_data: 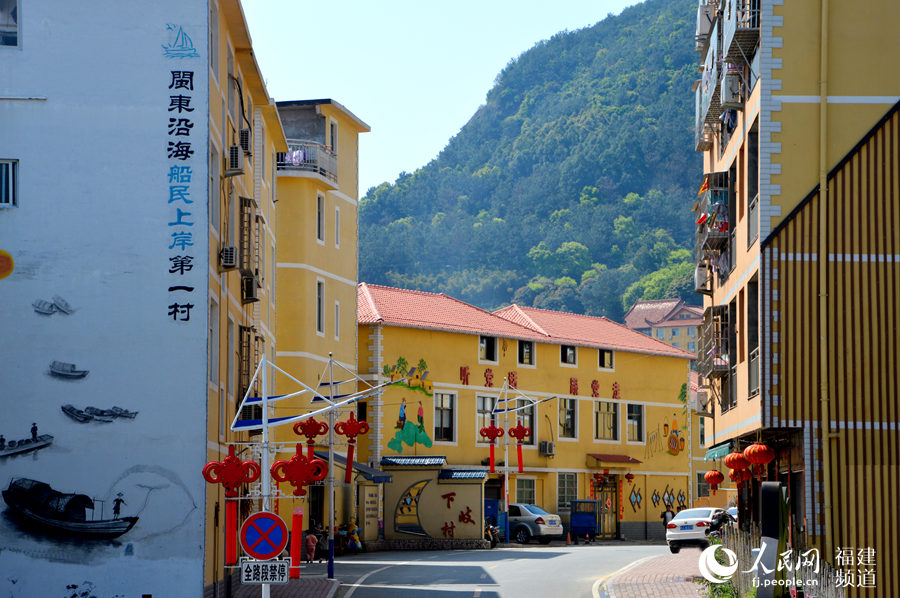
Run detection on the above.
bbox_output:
[359,0,700,320]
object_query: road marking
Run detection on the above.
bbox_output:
[592,555,657,598]
[344,583,495,592]
[343,560,412,598]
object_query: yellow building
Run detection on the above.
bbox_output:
[693,0,899,592]
[624,298,703,355]
[358,283,700,541]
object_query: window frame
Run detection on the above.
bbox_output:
[598,348,614,371]
[334,204,341,248]
[209,1,219,81]
[333,300,340,341]
[557,472,577,513]
[593,400,619,442]
[433,392,456,444]
[626,403,644,443]
[560,344,577,366]
[316,193,325,244]
[559,398,577,440]
[516,399,536,446]
[315,279,325,335]
[697,472,710,498]
[515,477,536,505]
[517,340,535,368]
[0,159,18,207]
[0,0,19,48]
[475,395,498,443]
[479,335,498,364]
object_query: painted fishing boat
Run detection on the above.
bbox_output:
[2,478,138,539]
[32,299,57,315]
[0,434,53,458]
[52,295,73,314]
[49,361,88,379]
[61,404,92,423]
[110,406,138,419]
[84,407,116,418]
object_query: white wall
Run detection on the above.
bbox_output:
[0,2,210,595]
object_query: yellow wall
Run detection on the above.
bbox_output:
[383,468,484,541]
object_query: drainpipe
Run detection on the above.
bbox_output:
[818,0,834,557]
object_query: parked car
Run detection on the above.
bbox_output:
[506,503,564,544]
[665,507,724,553]
[727,506,738,522]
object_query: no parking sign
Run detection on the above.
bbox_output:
[240,511,288,561]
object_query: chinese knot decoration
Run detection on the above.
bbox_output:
[704,469,725,495]
[479,422,505,473]
[625,472,635,484]
[293,416,329,459]
[743,443,775,480]
[334,412,369,484]
[202,445,261,566]
[507,421,531,473]
[270,443,328,497]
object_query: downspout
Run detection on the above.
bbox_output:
[818,0,834,556]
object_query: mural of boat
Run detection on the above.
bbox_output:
[110,406,138,418]
[0,434,54,458]
[32,299,57,315]
[52,295,73,314]
[2,478,138,539]
[84,407,116,418]
[49,361,89,379]
[162,25,199,58]
[61,404,93,423]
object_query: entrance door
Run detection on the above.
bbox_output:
[597,479,618,539]
[308,485,324,530]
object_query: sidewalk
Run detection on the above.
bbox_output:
[607,550,706,598]
[232,576,338,598]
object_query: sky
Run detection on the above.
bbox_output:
[242,1,640,196]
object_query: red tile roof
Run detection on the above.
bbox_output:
[493,304,694,359]
[358,283,547,340]
[623,298,682,330]
[653,305,703,328]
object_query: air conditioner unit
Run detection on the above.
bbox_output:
[720,72,742,109]
[241,275,259,303]
[539,440,556,457]
[239,128,252,155]
[220,245,238,269]
[224,145,244,176]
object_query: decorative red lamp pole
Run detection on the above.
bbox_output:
[293,416,329,459]
[507,421,531,473]
[334,412,369,484]
[202,445,261,566]
[479,422,505,473]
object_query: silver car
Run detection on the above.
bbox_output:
[507,503,564,544]
[665,507,723,553]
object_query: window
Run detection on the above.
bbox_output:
[657,329,664,340]
[316,280,324,334]
[0,160,16,207]
[518,340,534,366]
[0,0,18,47]
[594,401,618,440]
[209,1,219,80]
[476,396,496,433]
[227,318,235,397]
[516,478,535,505]
[329,119,338,153]
[434,392,454,442]
[227,48,235,123]
[697,472,710,498]
[626,404,644,442]
[561,345,576,365]
[688,342,696,353]
[334,301,340,340]
[671,328,679,337]
[334,206,340,248]
[598,349,614,370]
[270,242,276,300]
[558,473,577,512]
[559,398,576,439]
[699,417,706,447]
[689,328,696,339]
[479,336,497,362]
[209,300,219,384]
[357,401,367,423]
[316,194,325,242]
[673,342,680,349]
[517,400,535,445]
[209,148,219,231]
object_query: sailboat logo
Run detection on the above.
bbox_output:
[163,24,199,59]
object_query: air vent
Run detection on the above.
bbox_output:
[220,246,238,269]
[539,440,556,457]
[239,129,251,155]
[241,275,259,304]
[225,145,244,176]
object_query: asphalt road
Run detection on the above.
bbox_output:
[296,542,670,598]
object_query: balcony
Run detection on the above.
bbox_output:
[695,87,714,151]
[722,0,760,63]
[748,346,760,397]
[698,305,729,379]
[698,20,721,127]
[277,140,337,185]
[694,172,730,259]
[694,0,717,53]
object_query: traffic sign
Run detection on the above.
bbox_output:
[240,558,290,584]
[240,511,288,561]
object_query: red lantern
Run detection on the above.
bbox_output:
[271,443,328,497]
[479,422,505,473]
[202,445,261,566]
[724,451,750,471]
[729,467,752,489]
[743,443,775,480]
[507,421,531,473]
[293,416,329,459]
[334,412,369,483]
[625,472,635,484]
[704,469,725,495]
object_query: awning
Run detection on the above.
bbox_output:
[380,455,447,468]
[704,443,731,461]
[313,450,391,483]
[586,453,642,469]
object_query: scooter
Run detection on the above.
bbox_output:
[484,519,500,548]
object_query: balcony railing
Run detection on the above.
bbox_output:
[699,20,721,127]
[748,346,760,397]
[695,87,714,151]
[694,0,717,53]
[722,0,760,63]
[748,192,759,246]
[277,140,337,184]
[698,305,729,379]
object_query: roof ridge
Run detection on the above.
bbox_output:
[358,282,382,322]
[494,304,551,336]
[361,282,447,298]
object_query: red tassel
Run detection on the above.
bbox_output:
[290,509,303,578]
[517,443,524,473]
[489,443,496,473]
[225,500,237,566]
[345,444,355,484]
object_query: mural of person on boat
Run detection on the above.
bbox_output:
[0,5,209,597]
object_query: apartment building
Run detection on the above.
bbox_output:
[693,0,899,592]
[624,298,703,354]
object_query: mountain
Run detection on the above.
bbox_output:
[359,0,700,321]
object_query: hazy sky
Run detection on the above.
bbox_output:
[242,1,639,195]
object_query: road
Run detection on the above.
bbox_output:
[296,542,670,598]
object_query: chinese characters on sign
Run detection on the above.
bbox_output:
[240,560,290,585]
[165,68,198,322]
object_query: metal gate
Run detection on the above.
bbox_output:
[597,480,618,539]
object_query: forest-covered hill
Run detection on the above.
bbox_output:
[359,0,700,321]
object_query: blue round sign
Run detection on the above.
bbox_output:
[240,511,288,561]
